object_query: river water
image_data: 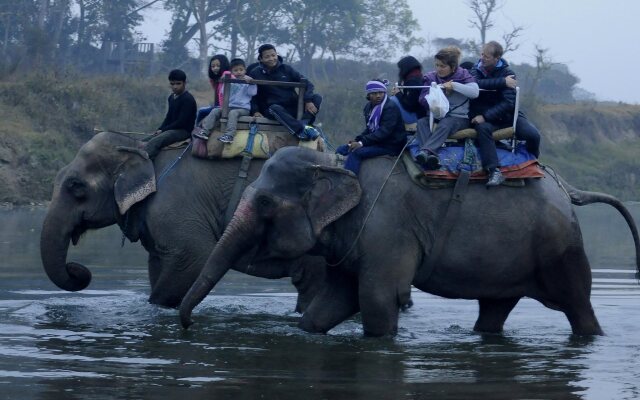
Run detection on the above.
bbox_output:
[1,204,639,399]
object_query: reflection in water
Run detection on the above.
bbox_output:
[0,205,639,399]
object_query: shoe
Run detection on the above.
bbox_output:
[218,134,234,144]
[298,125,320,141]
[193,128,209,140]
[425,154,441,170]
[486,169,505,187]
[415,150,429,166]
[416,151,440,170]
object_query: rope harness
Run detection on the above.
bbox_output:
[326,139,410,267]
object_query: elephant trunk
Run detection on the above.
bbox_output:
[180,196,261,329]
[40,205,92,292]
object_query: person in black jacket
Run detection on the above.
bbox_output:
[335,80,407,175]
[144,69,197,159]
[390,55,427,122]
[469,41,541,187]
[249,44,322,140]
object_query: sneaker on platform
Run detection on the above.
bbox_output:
[299,125,320,141]
[193,128,210,140]
[217,134,234,144]
[486,169,505,187]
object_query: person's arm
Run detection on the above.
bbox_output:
[451,81,479,99]
[246,76,258,97]
[359,104,400,146]
[396,76,422,111]
[469,68,516,122]
[418,75,434,110]
[473,67,517,90]
[482,87,516,122]
[285,65,316,101]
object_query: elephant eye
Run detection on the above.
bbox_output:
[256,194,275,217]
[66,178,87,199]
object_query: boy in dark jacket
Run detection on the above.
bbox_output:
[249,44,322,140]
[144,69,197,158]
[336,80,407,175]
[469,41,541,186]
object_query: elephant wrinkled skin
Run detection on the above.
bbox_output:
[40,132,325,310]
[180,146,640,337]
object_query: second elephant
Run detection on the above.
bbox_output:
[180,146,640,337]
[40,131,325,310]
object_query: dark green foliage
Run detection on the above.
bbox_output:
[0,72,167,203]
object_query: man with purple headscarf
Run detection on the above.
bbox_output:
[335,79,407,175]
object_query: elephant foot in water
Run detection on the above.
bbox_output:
[473,297,520,333]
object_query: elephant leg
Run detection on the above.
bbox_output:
[298,268,359,334]
[146,238,210,308]
[289,257,327,314]
[147,252,161,290]
[474,297,520,333]
[359,283,401,337]
[537,246,603,335]
[358,246,417,337]
[562,298,603,336]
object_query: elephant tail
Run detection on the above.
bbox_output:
[558,175,640,279]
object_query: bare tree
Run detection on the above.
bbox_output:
[520,44,554,110]
[466,0,523,56]
[467,0,496,47]
[501,23,523,54]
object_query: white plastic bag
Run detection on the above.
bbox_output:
[425,82,449,119]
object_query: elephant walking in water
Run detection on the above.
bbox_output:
[40,132,325,310]
[180,146,640,336]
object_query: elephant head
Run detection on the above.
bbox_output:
[180,147,361,327]
[40,132,155,292]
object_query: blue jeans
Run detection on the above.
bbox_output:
[336,144,398,175]
[196,106,215,125]
[265,94,323,136]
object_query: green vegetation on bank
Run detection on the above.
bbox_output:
[0,72,638,204]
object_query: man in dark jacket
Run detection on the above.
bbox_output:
[470,41,541,187]
[335,80,407,175]
[144,69,197,158]
[249,44,322,140]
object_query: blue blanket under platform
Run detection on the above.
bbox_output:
[408,138,537,174]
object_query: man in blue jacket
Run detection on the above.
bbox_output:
[470,41,541,187]
[249,44,322,140]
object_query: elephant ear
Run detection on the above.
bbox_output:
[114,146,157,215]
[305,165,362,236]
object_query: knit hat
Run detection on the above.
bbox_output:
[365,79,388,94]
[397,56,422,80]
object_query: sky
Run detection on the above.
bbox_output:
[139,0,640,104]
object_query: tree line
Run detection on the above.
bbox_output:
[0,0,586,106]
[0,0,421,76]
